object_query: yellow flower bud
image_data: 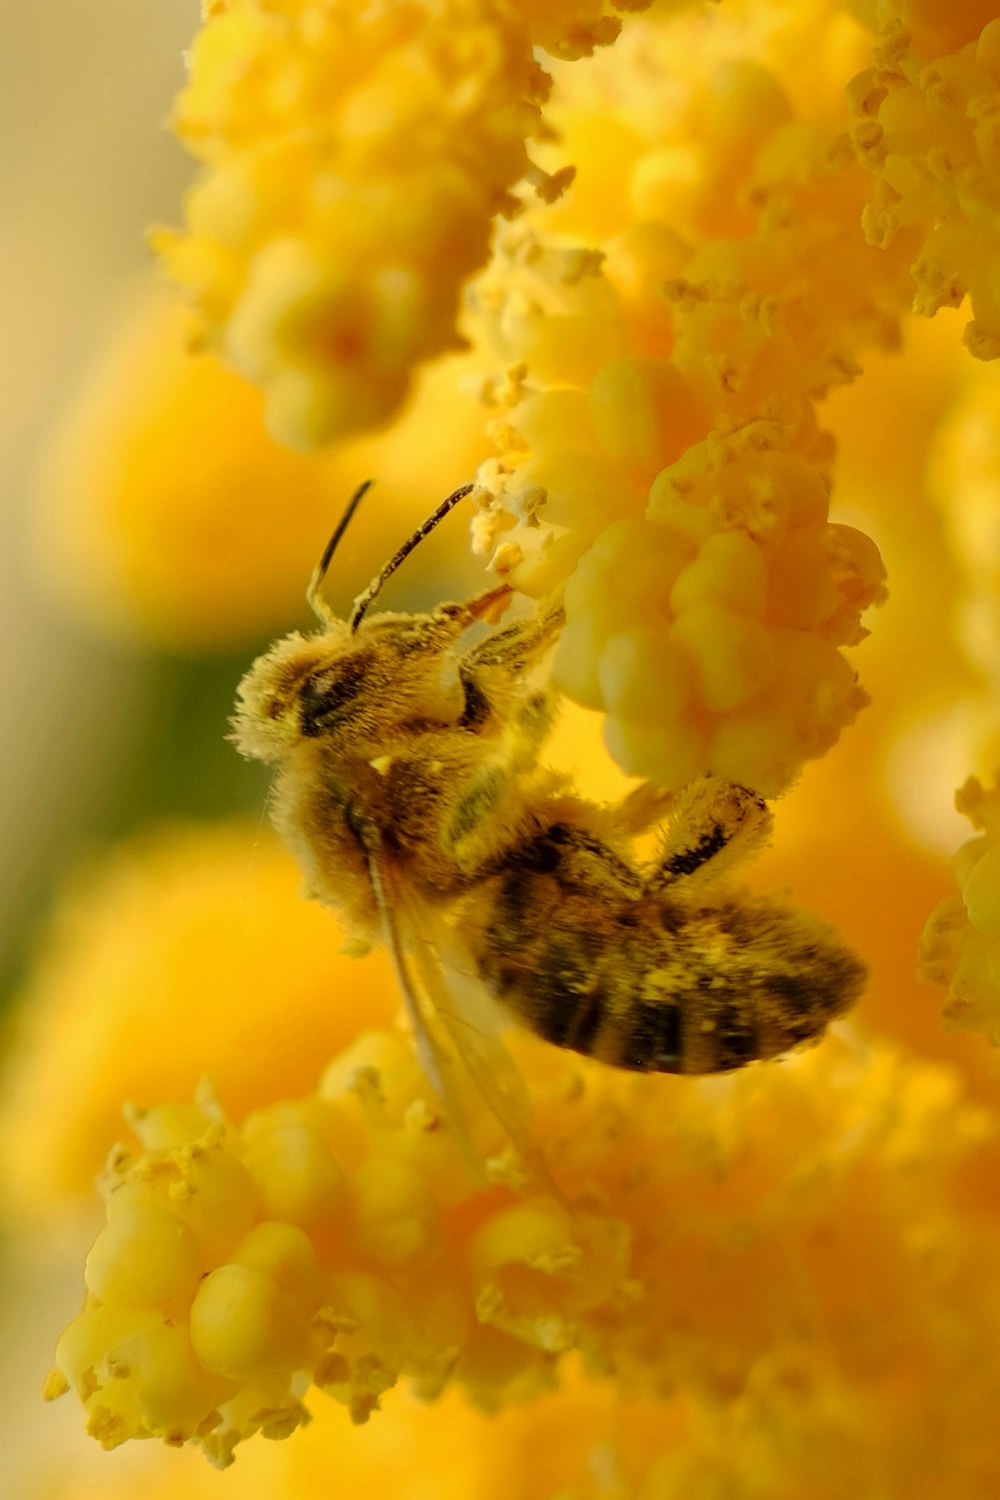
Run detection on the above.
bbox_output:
[669,531,768,619]
[230,1222,324,1314]
[350,1155,440,1269]
[84,1202,202,1309]
[189,1263,307,1380]
[670,605,778,714]
[242,1116,346,1230]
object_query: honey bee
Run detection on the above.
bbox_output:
[233,482,865,1125]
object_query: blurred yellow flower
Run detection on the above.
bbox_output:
[851,5,1000,358]
[0,822,396,1218]
[158,0,652,450]
[31,287,491,650]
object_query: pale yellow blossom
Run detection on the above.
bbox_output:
[851,6,1000,358]
[49,1024,1000,1470]
[921,774,1000,1042]
[31,286,492,649]
[159,0,659,450]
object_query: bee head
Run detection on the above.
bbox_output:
[232,612,463,764]
[233,482,486,765]
[231,622,359,763]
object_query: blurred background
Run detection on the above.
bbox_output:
[0,0,498,1006]
[0,2,198,998]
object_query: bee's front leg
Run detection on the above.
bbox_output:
[458,590,565,730]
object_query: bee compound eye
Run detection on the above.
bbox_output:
[298,650,374,737]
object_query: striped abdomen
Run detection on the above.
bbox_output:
[463,823,864,1075]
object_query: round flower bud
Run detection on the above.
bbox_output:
[230,1221,324,1314]
[189,1262,307,1380]
[351,1155,440,1268]
[84,1201,202,1309]
[242,1118,345,1230]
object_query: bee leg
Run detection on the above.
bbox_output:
[460,589,565,675]
[435,584,514,632]
[647,777,772,889]
[442,695,558,866]
[458,591,565,730]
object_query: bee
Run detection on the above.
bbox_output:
[233,481,865,1124]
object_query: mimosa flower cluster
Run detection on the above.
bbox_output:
[50,1019,1000,1471]
[852,5,1000,359]
[158,0,653,451]
[469,39,899,793]
[921,774,1000,1043]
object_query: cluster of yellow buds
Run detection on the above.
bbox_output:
[851,6,1000,358]
[49,1017,1000,1468]
[51,1031,604,1465]
[553,430,885,792]
[921,775,1000,1041]
[158,0,654,451]
[469,46,901,794]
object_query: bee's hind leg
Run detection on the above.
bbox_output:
[645,777,773,890]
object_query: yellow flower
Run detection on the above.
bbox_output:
[31,286,491,651]
[49,1010,1000,1472]
[851,7,1000,359]
[0,823,397,1218]
[553,432,885,793]
[466,32,900,793]
[921,775,1000,1043]
[158,0,654,450]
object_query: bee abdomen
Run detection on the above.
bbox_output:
[469,859,864,1075]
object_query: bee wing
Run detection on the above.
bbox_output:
[404,908,527,1126]
[362,842,468,1123]
[401,912,558,1195]
[362,832,556,1191]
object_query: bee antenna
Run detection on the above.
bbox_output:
[307,479,375,624]
[349,483,474,631]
